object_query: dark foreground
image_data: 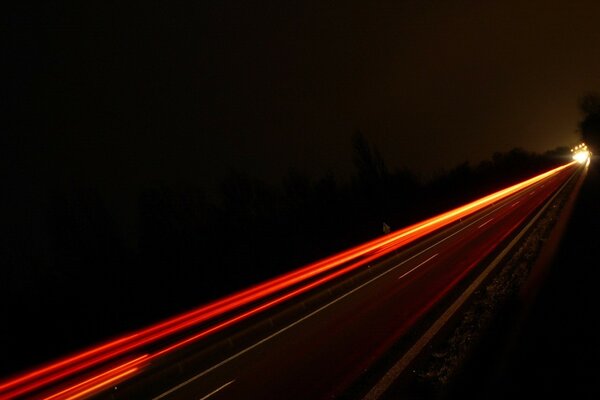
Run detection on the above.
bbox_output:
[447,159,600,399]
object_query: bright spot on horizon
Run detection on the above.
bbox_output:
[572,143,590,164]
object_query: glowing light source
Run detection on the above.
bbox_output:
[573,150,590,163]
[571,143,590,164]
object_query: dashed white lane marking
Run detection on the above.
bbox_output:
[398,254,438,280]
[511,201,520,207]
[478,218,493,229]
[199,380,235,400]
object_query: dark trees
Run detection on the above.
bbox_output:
[578,92,600,153]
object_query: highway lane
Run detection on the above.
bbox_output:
[97,163,580,400]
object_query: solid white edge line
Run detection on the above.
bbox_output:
[198,380,235,400]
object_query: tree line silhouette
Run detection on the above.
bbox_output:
[1,132,572,376]
[579,92,600,154]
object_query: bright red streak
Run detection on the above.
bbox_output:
[0,161,577,400]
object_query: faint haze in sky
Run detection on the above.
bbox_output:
[7,0,600,196]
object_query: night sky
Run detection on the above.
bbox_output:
[6,1,600,237]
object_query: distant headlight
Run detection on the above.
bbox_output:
[573,150,590,164]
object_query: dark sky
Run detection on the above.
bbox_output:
[6,0,600,212]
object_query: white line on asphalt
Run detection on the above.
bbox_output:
[478,218,493,228]
[199,380,235,400]
[398,254,438,280]
[511,201,520,207]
